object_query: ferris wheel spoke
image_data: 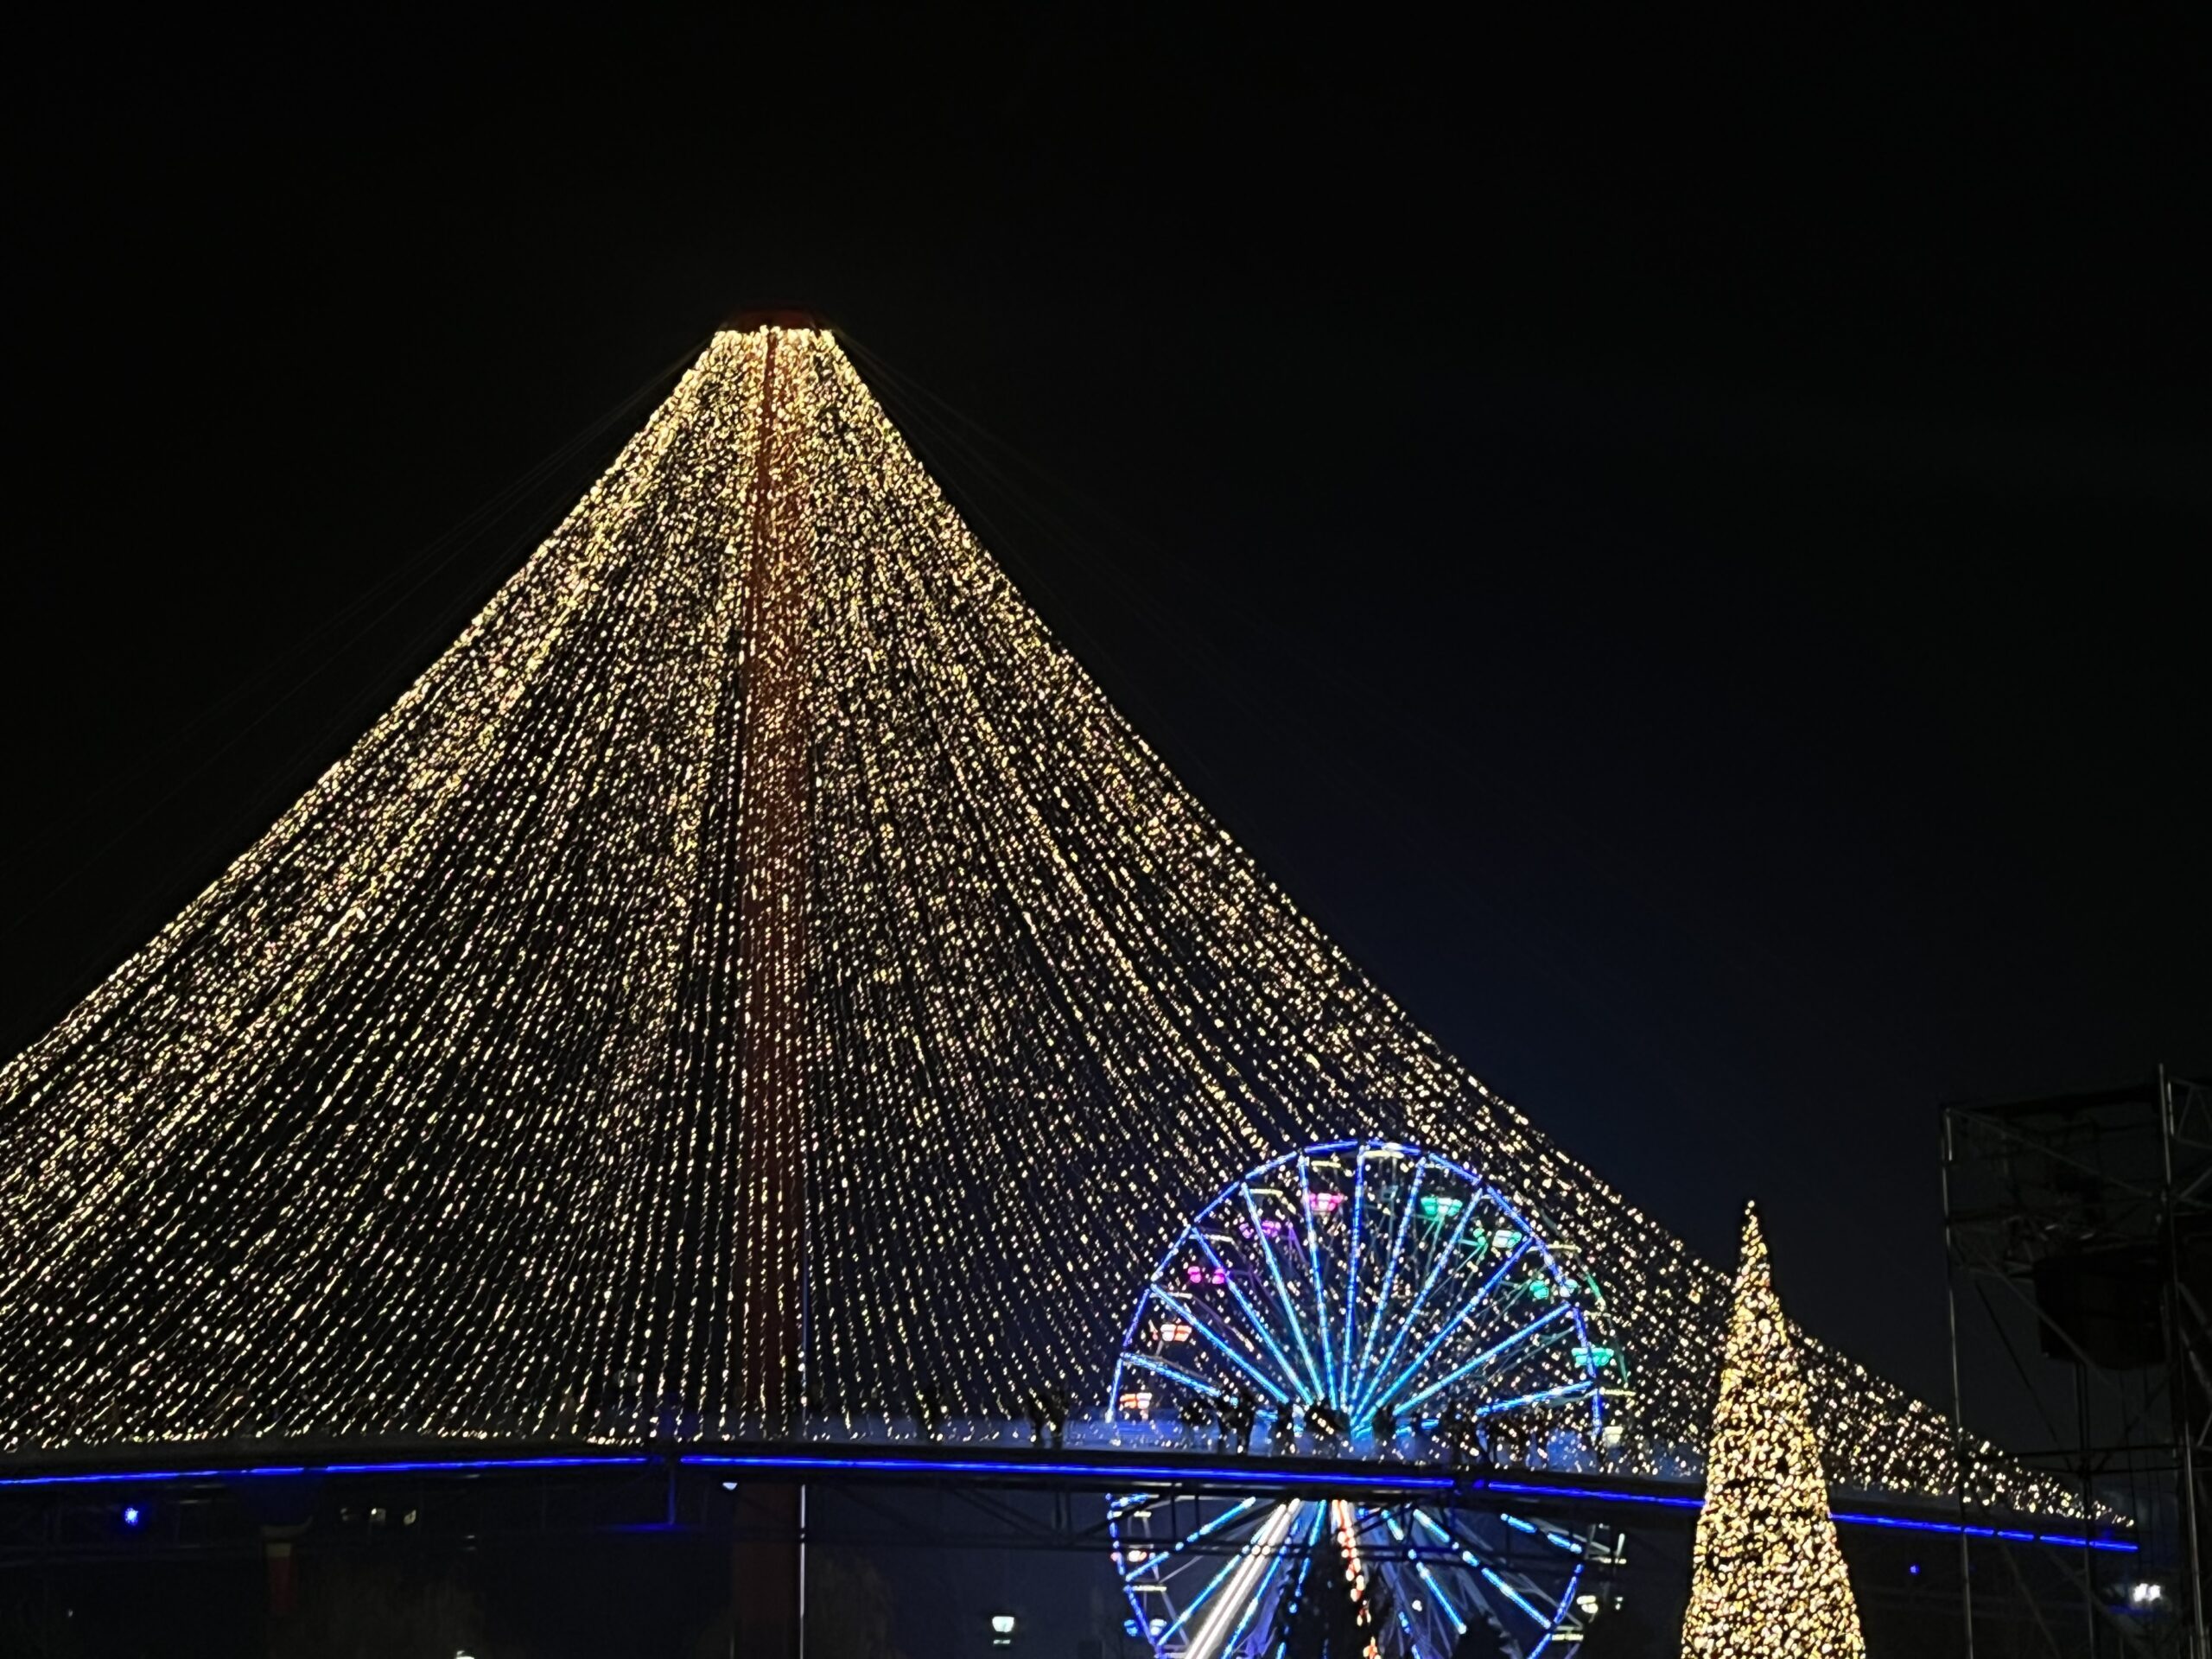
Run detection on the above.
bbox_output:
[1500,1512,1589,1556]
[1350,1203,1491,1418]
[1147,1284,1296,1406]
[1358,1234,1534,1417]
[1382,1292,1571,1420]
[1264,1503,1332,1659]
[1192,1231,1312,1402]
[1419,1504,1578,1567]
[1294,1155,1340,1404]
[1413,1555,1472,1642]
[1122,1495,1263,1580]
[1173,1498,1303,1659]
[1212,1532,1295,1656]
[1478,1561,1567,1631]
[1379,1509,1470,1645]
[1122,1348,1230,1402]
[1157,1524,1273,1647]
[1468,1376,1599,1421]
[1529,1578,1588,1658]
[1338,1149,1370,1390]
[1417,1507,1590,1651]
[1350,1161,1425,1395]
[1238,1183,1326,1401]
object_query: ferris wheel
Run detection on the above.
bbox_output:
[1107,1141,1621,1658]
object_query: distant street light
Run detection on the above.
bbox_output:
[990,1611,1016,1646]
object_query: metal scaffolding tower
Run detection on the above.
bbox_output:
[1944,1069,2211,1656]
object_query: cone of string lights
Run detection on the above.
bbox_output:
[1681,1204,1868,1658]
[0,323,2079,1509]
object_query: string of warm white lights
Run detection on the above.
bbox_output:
[1681,1205,1868,1656]
[0,328,2074,1515]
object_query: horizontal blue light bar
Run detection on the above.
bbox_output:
[1831,1507,2137,1554]
[682,1452,1458,1492]
[1482,1479,2133,1552]
[0,1447,2138,1553]
[691,1456,2137,1554]
[0,1453,652,1490]
[0,1465,298,1489]
[321,1455,654,1478]
[1484,1478,1703,1512]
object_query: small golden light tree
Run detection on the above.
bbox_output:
[1681,1203,1868,1657]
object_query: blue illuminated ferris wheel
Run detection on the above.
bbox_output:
[1107,1141,1621,1658]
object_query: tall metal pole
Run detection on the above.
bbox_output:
[1942,1112,1980,1659]
[2160,1065,2209,1659]
[730,322,813,1659]
[2079,1363,2099,1658]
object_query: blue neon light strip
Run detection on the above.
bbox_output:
[0,1453,655,1488]
[1478,1479,2136,1554]
[683,1452,1457,1491]
[0,1449,2137,1553]
[1827,1507,2136,1552]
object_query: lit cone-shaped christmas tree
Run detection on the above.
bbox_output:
[1681,1203,1868,1658]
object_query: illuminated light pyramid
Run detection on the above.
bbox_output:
[1681,1205,1868,1657]
[0,327,2057,1506]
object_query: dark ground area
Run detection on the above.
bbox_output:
[3,1473,2101,1659]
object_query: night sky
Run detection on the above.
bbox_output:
[7,6,2205,1453]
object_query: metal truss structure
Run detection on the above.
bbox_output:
[1944,1069,2211,1656]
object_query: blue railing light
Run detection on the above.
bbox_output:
[1827,1507,2136,1554]
[0,1445,2138,1554]
[683,1450,1460,1492]
[0,1452,653,1491]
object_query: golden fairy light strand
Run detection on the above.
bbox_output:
[0,330,2075,1516]
[1681,1205,1868,1657]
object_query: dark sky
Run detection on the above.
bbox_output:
[6,6,2206,1427]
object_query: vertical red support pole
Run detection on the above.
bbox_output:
[730,325,810,1658]
[264,1536,296,1620]
[262,1520,308,1656]
[733,1482,805,1658]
